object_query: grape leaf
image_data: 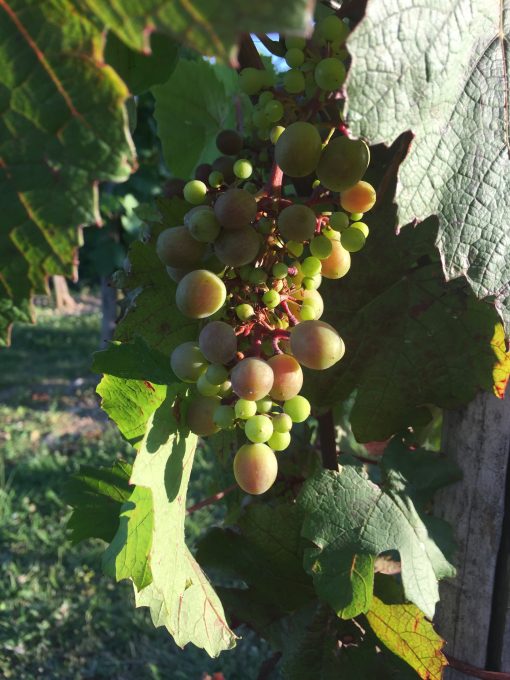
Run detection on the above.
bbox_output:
[304,140,509,442]
[92,337,176,384]
[102,484,154,591]
[79,0,314,62]
[0,0,135,345]
[347,0,510,331]
[131,391,237,656]
[152,59,240,178]
[298,465,455,620]
[63,461,132,544]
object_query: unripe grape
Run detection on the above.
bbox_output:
[272,262,288,279]
[156,226,206,269]
[351,221,369,237]
[197,373,221,396]
[245,415,273,443]
[301,256,321,277]
[262,290,280,309]
[275,122,322,177]
[249,268,268,285]
[283,395,311,423]
[341,227,366,252]
[300,304,315,321]
[186,395,220,436]
[218,380,233,398]
[290,320,345,370]
[287,241,304,257]
[170,342,207,383]
[314,57,346,91]
[212,156,235,184]
[268,353,303,401]
[310,235,333,259]
[329,211,350,231]
[209,170,224,188]
[199,320,237,364]
[278,204,316,242]
[214,188,257,230]
[195,163,213,184]
[316,15,349,43]
[317,137,370,192]
[285,48,305,68]
[270,125,285,144]
[285,36,306,49]
[321,239,351,279]
[205,363,229,385]
[176,270,226,319]
[239,67,264,95]
[183,179,207,205]
[273,413,293,433]
[340,181,377,213]
[265,100,284,122]
[283,69,305,93]
[187,206,221,243]
[214,405,235,429]
[236,303,255,320]
[303,274,321,290]
[235,398,258,419]
[268,431,291,451]
[233,159,253,180]
[215,226,260,267]
[350,212,364,221]
[302,289,324,319]
[256,398,273,414]
[166,265,193,282]
[231,357,274,401]
[233,443,278,495]
[216,129,243,156]
[259,91,274,105]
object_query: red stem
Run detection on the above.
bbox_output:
[186,485,237,515]
[445,655,510,680]
[280,300,298,326]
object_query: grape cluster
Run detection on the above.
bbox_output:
[155,15,377,495]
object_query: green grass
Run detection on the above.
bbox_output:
[0,305,269,679]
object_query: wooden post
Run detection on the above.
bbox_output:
[100,276,117,347]
[434,389,510,678]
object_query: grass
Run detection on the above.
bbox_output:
[0,302,269,679]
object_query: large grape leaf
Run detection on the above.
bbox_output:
[347,0,510,331]
[304,140,509,442]
[131,393,237,656]
[0,0,135,345]
[78,0,314,62]
[298,465,455,620]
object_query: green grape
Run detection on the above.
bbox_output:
[341,227,366,252]
[187,207,221,243]
[321,239,351,279]
[233,159,253,180]
[218,380,233,397]
[235,398,258,419]
[272,262,288,279]
[216,129,243,156]
[285,48,305,68]
[314,57,346,91]
[253,109,269,128]
[233,443,278,495]
[316,15,349,43]
[236,303,255,320]
[197,373,221,396]
[283,395,311,423]
[212,156,235,184]
[195,163,212,184]
[206,363,229,385]
[176,269,226,319]
[270,125,285,144]
[199,320,237,364]
[285,36,306,49]
[290,320,345,370]
[214,188,257,230]
[262,289,280,309]
[258,91,274,105]
[310,235,333,259]
[245,415,273,443]
[183,179,207,205]
[249,268,268,285]
[186,395,221,436]
[215,226,261,266]
[268,353,303,401]
[304,273,322,290]
[318,137,370,193]
[239,264,253,280]
[298,289,324,319]
[273,413,293,433]
[351,221,369,237]
[156,226,206,268]
[350,212,364,221]
[213,405,235,429]
[239,67,264,95]
[322,227,338,240]
[283,69,305,94]
[287,241,304,257]
[170,342,207,383]
[340,181,377,213]
[231,357,274,401]
[300,304,315,321]
[261,69,275,87]
[268,431,291,451]
[275,122,322,177]
[301,256,322,277]
[329,211,350,231]
[265,100,284,122]
[208,170,224,188]
[244,182,258,194]
[257,217,274,235]
[256,398,273,414]
[278,204,316,242]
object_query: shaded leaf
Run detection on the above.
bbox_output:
[92,337,176,384]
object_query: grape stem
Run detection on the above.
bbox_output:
[186,484,237,515]
[280,299,299,326]
[265,162,283,197]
